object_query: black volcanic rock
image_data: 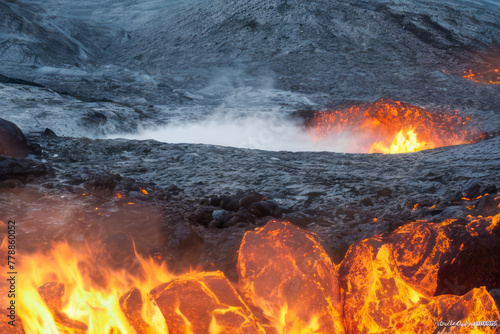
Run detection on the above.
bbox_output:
[166,221,204,271]
[0,1,85,66]
[220,195,240,212]
[360,198,374,207]
[209,196,221,206]
[463,183,481,199]
[0,118,28,159]
[191,205,214,227]
[0,74,43,87]
[42,128,58,138]
[0,156,46,183]
[248,200,282,218]
[83,174,122,194]
[0,0,498,111]
[239,191,266,208]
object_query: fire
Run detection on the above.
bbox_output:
[369,127,424,154]
[2,213,499,333]
[339,212,500,333]
[307,99,484,154]
[10,241,174,334]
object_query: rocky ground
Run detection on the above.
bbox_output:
[1,130,499,280]
[0,0,499,282]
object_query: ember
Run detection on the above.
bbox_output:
[463,68,500,85]
[1,213,499,333]
[306,99,484,154]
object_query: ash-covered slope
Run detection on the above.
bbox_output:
[0,1,87,66]
[0,0,499,108]
[113,0,500,79]
[91,0,500,104]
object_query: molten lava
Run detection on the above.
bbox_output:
[150,271,264,334]
[4,241,174,334]
[307,98,483,154]
[237,220,344,334]
[338,213,500,333]
[1,212,499,333]
[463,68,500,85]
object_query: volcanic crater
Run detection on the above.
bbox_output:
[0,0,499,333]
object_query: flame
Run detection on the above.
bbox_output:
[307,99,483,154]
[10,241,173,334]
[339,212,500,333]
[369,127,425,154]
[3,213,499,333]
[0,239,263,333]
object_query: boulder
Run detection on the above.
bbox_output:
[0,156,47,183]
[239,191,266,208]
[247,200,282,218]
[150,271,264,334]
[237,220,344,333]
[338,213,500,333]
[83,173,122,194]
[220,195,240,212]
[0,118,29,159]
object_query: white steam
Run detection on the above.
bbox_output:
[109,111,356,152]
[108,73,359,152]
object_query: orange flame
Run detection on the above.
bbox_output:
[3,213,499,333]
[9,241,173,334]
[308,99,484,154]
[369,127,425,154]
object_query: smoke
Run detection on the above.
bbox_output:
[109,111,356,152]
[0,187,167,268]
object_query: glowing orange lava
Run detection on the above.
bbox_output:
[463,68,500,85]
[307,99,484,154]
[1,213,499,333]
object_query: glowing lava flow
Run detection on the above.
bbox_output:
[463,68,500,85]
[237,220,344,334]
[369,127,425,154]
[307,98,484,154]
[1,213,499,333]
